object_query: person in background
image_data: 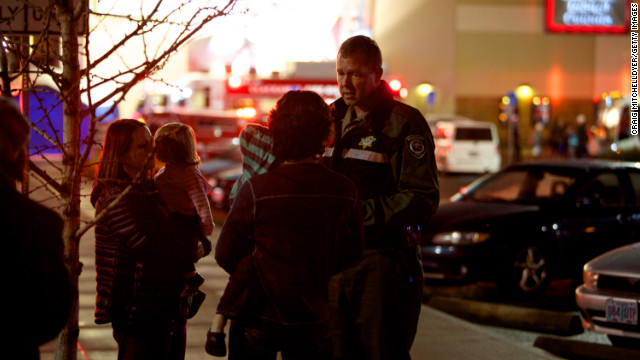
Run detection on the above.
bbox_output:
[566,124,579,159]
[209,90,364,359]
[324,35,439,360]
[91,119,199,360]
[575,114,589,158]
[154,122,214,319]
[0,95,72,360]
[531,121,544,158]
[550,116,567,158]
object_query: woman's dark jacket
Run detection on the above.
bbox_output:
[91,180,190,334]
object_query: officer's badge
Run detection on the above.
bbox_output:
[406,135,427,159]
[359,135,376,149]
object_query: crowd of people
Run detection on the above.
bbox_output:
[547,114,590,159]
[0,35,440,360]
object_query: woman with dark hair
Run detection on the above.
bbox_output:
[207,91,364,359]
[91,119,195,360]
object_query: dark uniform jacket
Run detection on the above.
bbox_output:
[324,80,439,248]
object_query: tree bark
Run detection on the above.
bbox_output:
[55,1,82,359]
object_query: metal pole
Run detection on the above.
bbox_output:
[19,35,30,195]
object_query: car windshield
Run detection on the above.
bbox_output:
[455,127,493,141]
[461,169,577,204]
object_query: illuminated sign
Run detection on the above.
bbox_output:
[546,0,629,33]
[227,79,340,99]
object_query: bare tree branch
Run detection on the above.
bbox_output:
[28,159,64,193]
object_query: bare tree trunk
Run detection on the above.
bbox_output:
[0,42,10,97]
[55,1,82,359]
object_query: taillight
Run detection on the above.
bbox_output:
[437,127,453,139]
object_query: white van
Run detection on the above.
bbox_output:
[596,96,640,156]
[427,115,501,174]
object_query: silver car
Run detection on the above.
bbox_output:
[575,242,640,348]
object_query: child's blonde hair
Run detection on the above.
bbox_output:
[154,122,200,166]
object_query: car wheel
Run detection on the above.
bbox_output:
[498,244,550,298]
[608,335,640,349]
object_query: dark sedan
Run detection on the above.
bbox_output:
[421,159,640,298]
[199,144,242,210]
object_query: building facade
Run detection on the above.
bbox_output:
[373,0,630,156]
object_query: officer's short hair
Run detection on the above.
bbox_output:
[338,35,382,72]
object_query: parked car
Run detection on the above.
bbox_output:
[575,242,640,349]
[420,159,640,298]
[427,115,501,174]
[209,168,242,210]
[199,144,242,210]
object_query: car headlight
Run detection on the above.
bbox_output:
[432,231,490,245]
[583,267,599,290]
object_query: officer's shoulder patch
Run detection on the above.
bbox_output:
[405,135,427,159]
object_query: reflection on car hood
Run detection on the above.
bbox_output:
[218,166,243,180]
[428,201,539,230]
[586,242,640,275]
[199,159,239,176]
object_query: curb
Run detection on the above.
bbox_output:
[534,335,640,360]
[425,295,583,336]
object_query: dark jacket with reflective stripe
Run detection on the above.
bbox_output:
[324,81,439,249]
[92,181,185,333]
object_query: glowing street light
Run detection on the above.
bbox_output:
[389,79,403,92]
[515,84,533,99]
[227,75,242,88]
[417,83,434,96]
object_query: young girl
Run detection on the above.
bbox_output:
[154,122,214,317]
[205,122,276,357]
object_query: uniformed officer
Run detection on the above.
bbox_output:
[324,35,439,360]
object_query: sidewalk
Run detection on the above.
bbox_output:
[40,236,562,360]
[35,176,561,360]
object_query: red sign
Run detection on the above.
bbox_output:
[546,0,630,33]
[227,78,340,99]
